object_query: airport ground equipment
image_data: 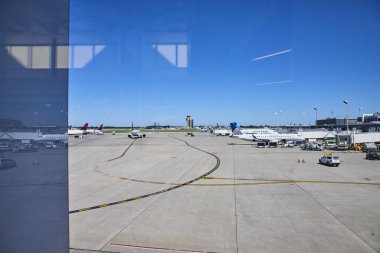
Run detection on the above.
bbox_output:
[366,151,380,160]
[297,158,306,163]
[301,142,324,151]
[0,142,12,152]
[256,142,266,148]
[319,153,341,167]
[12,144,39,152]
[0,158,16,169]
[362,142,377,152]
[354,143,362,151]
[282,141,295,148]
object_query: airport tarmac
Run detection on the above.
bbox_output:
[69,132,380,253]
[0,147,69,253]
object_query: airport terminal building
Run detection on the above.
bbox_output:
[317,113,380,132]
[316,118,357,128]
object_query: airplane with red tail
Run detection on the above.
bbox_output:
[68,123,88,136]
[86,124,104,135]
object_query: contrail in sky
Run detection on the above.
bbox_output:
[255,80,293,86]
[251,49,292,61]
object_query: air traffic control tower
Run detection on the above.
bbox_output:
[186,115,194,129]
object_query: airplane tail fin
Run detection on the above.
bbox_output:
[81,123,89,130]
[230,122,239,131]
[97,124,103,130]
[230,122,242,135]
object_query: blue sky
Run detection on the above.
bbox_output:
[69,0,380,127]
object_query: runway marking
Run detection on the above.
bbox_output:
[72,137,379,214]
[69,137,221,214]
[107,139,137,162]
[202,177,380,186]
[191,181,380,186]
[94,167,380,187]
[111,242,206,252]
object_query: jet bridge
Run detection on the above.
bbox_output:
[336,132,380,147]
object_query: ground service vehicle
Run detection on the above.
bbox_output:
[301,142,324,151]
[282,141,294,148]
[319,153,341,167]
[0,142,12,152]
[256,142,266,148]
[0,158,16,169]
[366,151,380,160]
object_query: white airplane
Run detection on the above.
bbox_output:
[213,129,231,136]
[35,133,68,142]
[68,123,88,136]
[128,129,146,138]
[231,130,255,141]
[229,122,278,141]
[230,122,277,135]
[86,124,104,135]
[252,133,305,143]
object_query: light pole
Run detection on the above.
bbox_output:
[302,112,306,127]
[33,111,38,126]
[274,112,278,129]
[343,100,349,132]
[275,111,283,129]
[313,107,318,127]
[359,106,363,123]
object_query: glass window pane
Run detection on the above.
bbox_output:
[8,46,29,68]
[31,46,51,69]
[56,45,70,69]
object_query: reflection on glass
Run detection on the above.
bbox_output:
[177,44,188,68]
[31,46,51,68]
[6,45,51,69]
[56,45,70,69]
[152,44,188,68]
[73,45,92,68]
[0,0,70,252]
[6,46,29,68]
[4,44,107,69]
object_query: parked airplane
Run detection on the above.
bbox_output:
[68,123,88,136]
[231,131,255,141]
[86,124,104,135]
[230,122,277,135]
[229,122,278,141]
[213,129,231,136]
[35,133,68,142]
[128,129,146,138]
